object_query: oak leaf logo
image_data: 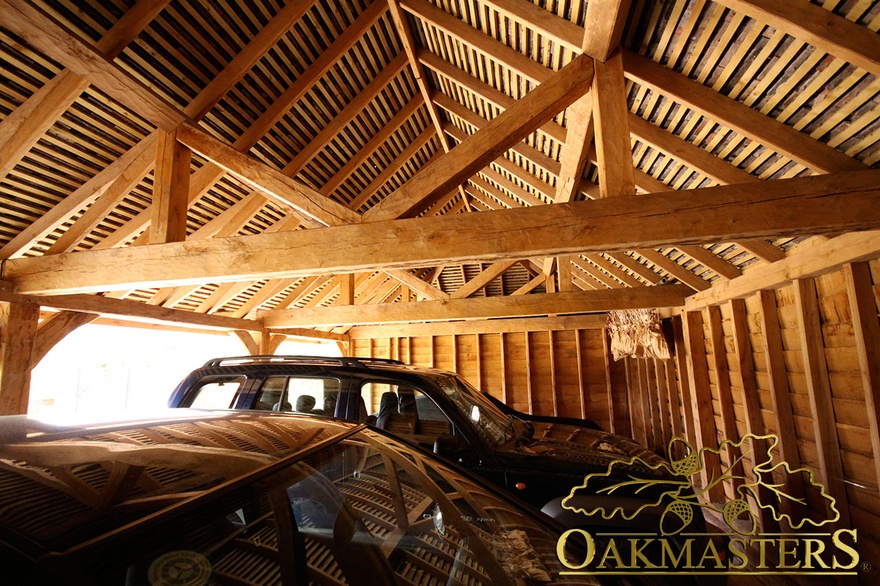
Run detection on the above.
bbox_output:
[560,434,839,535]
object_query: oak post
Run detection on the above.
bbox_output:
[0,300,40,414]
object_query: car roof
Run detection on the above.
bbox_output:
[199,355,452,374]
[200,355,406,369]
[0,410,356,553]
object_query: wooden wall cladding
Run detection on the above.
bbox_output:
[660,260,880,569]
[351,260,880,564]
[351,326,627,434]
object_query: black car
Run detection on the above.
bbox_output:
[167,356,703,539]
[0,410,605,585]
[480,388,603,431]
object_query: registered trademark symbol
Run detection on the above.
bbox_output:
[861,561,872,572]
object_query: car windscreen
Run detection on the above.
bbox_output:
[37,427,598,585]
[428,374,514,447]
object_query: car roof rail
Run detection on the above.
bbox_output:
[349,357,407,367]
[201,355,406,368]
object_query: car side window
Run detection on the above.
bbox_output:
[186,376,247,409]
[361,382,452,448]
[254,376,340,415]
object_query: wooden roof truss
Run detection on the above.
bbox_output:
[0,0,879,338]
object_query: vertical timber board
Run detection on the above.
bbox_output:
[643,359,659,451]
[602,327,616,432]
[627,358,648,446]
[582,328,611,431]
[682,310,724,502]
[707,305,744,496]
[452,334,458,373]
[843,262,880,492]
[638,360,651,448]
[479,333,503,400]
[793,278,851,528]
[506,333,531,412]
[475,334,482,391]
[410,336,431,366]
[757,289,805,513]
[729,298,776,533]
[612,356,631,436]
[500,333,508,405]
[525,332,534,415]
[457,334,479,388]
[655,357,673,455]
[576,329,588,421]
[648,359,665,452]
[672,316,695,459]
[664,356,685,452]
[0,301,40,415]
[549,330,559,417]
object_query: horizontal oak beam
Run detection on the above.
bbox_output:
[347,313,609,338]
[260,285,692,328]
[4,169,880,295]
[0,291,263,332]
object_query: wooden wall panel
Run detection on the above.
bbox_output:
[455,334,479,390]
[774,287,823,487]
[501,333,531,414]
[743,293,780,441]
[478,333,503,396]
[409,336,432,367]
[353,326,619,431]
[352,257,880,555]
[552,330,582,419]
[432,335,455,371]
[707,305,744,501]
[585,329,614,430]
[626,358,648,446]
[682,310,724,501]
[844,262,880,537]
[659,261,880,558]
[528,331,553,416]
[608,350,630,436]
[812,271,878,529]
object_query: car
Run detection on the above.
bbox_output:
[167,356,703,539]
[0,410,609,585]
[479,388,603,431]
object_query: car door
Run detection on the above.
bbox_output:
[353,378,507,490]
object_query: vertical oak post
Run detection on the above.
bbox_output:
[0,300,40,415]
[793,279,851,528]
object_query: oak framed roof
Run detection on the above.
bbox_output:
[0,0,878,338]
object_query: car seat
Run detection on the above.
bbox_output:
[375,392,415,434]
[295,395,316,413]
[272,400,292,411]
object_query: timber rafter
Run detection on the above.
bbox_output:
[0,0,877,340]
